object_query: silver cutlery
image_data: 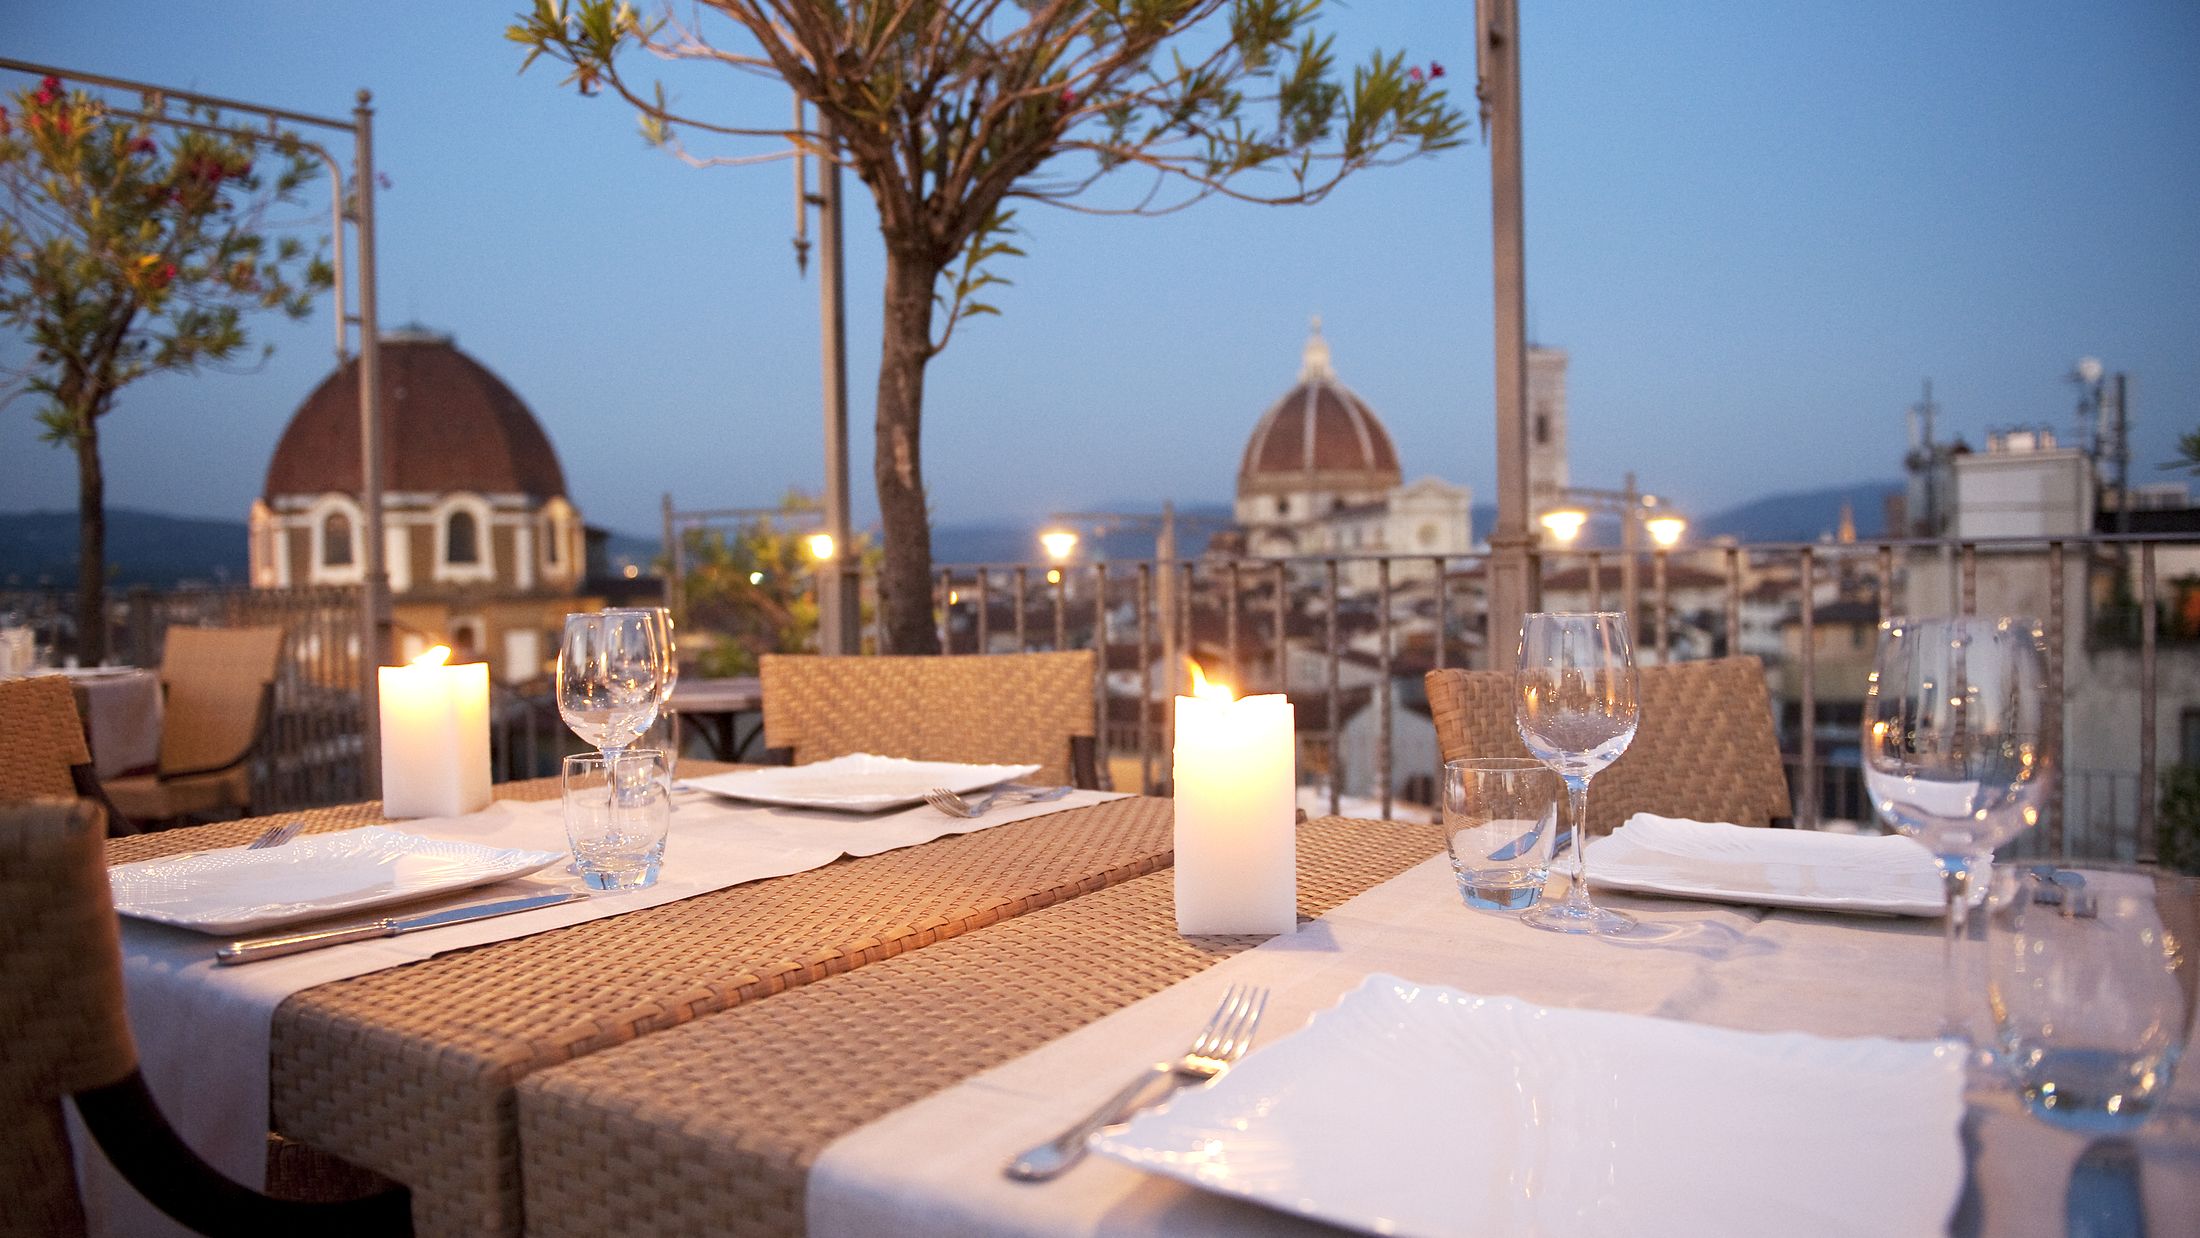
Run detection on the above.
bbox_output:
[245,820,305,849]
[924,783,1072,818]
[216,890,589,965]
[1004,983,1268,1182]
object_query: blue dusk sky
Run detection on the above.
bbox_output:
[2,0,2196,539]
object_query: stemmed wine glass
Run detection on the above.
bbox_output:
[607,606,679,770]
[1515,612,1641,936]
[556,611,664,765]
[1863,615,2052,1041]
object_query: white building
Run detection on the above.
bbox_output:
[1232,322,1473,588]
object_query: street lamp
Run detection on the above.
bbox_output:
[1039,528,1080,563]
[805,532,837,562]
[1539,509,1589,545]
[1644,516,1687,549]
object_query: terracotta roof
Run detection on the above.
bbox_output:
[264,332,567,500]
[1237,323,1401,492]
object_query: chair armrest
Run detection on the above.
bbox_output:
[71,763,140,836]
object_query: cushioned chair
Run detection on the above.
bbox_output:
[1425,655,1791,829]
[106,626,285,824]
[760,651,1100,788]
[0,798,411,1237]
[0,675,135,834]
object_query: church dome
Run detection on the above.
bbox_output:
[264,329,568,500]
[1237,322,1401,497]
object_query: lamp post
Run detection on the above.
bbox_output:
[0,58,391,778]
[1536,472,1686,646]
[1645,515,1686,662]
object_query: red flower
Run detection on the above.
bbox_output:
[130,136,157,156]
[153,262,176,288]
[52,115,71,138]
[1429,61,1446,79]
[1060,88,1076,108]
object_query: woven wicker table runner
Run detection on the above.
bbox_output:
[514,815,1448,1237]
[105,771,1180,1237]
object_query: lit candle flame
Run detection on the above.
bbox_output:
[1188,659,1235,703]
[411,645,452,668]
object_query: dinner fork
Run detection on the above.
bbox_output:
[1004,983,1268,1182]
[245,820,304,849]
[923,783,1071,818]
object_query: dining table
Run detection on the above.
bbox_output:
[99,763,1194,1237]
[29,666,163,776]
[508,832,2200,1238]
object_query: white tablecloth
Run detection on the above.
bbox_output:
[81,786,1126,1238]
[39,668,161,776]
[808,859,2200,1238]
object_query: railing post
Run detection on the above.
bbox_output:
[1272,562,1287,694]
[1051,567,1066,653]
[1377,557,1394,820]
[1653,549,1671,663]
[1225,561,1241,688]
[975,567,991,654]
[1012,566,1028,652]
[1799,546,1819,828]
[2139,541,2158,862]
[1723,547,1741,658]
[1136,564,1153,795]
[1325,558,1341,817]
[1092,563,1109,785]
[2046,540,2066,855]
[1432,556,1450,671]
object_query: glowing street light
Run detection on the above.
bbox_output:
[1539,508,1589,545]
[805,532,837,561]
[1039,528,1080,562]
[1644,516,1687,549]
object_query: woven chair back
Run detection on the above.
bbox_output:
[0,799,137,1236]
[157,626,284,776]
[0,676,93,802]
[761,652,1096,786]
[1425,655,1791,829]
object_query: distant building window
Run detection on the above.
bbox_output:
[1275,497,1288,517]
[543,516,562,565]
[322,513,353,566]
[447,511,480,564]
[1535,413,1550,446]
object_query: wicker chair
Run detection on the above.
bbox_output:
[0,798,411,1237]
[0,675,137,834]
[1425,655,1792,830]
[760,651,1100,788]
[106,626,285,824]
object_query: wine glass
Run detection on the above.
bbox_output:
[1514,612,1641,936]
[1863,615,2052,1041]
[556,611,663,761]
[607,606,679,772]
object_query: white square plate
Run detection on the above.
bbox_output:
[1585,814,1949,916]
[1091,975,1966,1238]
[685,753,1041,813]
[109,826,566,935]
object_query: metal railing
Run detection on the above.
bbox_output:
[897,530,2196,861]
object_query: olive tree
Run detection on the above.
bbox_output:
[512,1,1463,652]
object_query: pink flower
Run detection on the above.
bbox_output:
[1408,66,1423,84]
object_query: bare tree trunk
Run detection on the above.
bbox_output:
[75,416,109,666]
[874,245,942,654]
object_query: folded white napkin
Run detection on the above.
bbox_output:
[1586,814,1947,915]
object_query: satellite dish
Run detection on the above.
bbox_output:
[2075,357,2103,384]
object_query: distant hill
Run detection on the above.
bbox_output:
[0,508,248,588]
[932,502,1233,564]
[1475,481,1901,548]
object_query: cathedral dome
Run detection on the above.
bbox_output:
[264,329,567,500]
[1237,321,1402,498]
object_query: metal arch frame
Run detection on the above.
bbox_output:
[0,57,391,779]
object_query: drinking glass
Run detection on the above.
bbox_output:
[609,606,679,778]
[1987,865,2195,1134]
[1864,615,2052,1040]
[562,749,671,891]
[1443,758,1561,911]
[555,611,663,760]
[1515,612,1640,936]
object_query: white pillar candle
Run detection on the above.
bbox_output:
[1172,668,1297,936]
[378,646,492,819]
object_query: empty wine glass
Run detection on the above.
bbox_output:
[556,611,663,761]
[1864,615,2052,1041]
[1515,612,1641,936]
[608,606,679,771]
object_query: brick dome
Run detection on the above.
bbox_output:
[264,330,567,500]
[1237,321,1401,498]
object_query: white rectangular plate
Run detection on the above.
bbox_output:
[109,826,566,935]
[1092,975,1965,1238]
[1585,814,1948,915]
[685,753,1041,813]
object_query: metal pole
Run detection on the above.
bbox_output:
[353,90,388,783]
[660,493,681,619]
[1620,471,1640,630]
[1157,501,1179,702]
[1479,0,1535,657]
[814,117,859,656]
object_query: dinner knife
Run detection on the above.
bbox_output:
[216,890,589,965]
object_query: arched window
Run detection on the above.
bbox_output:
[447,511,480,565]
[542,514,562,565]
[322,513,354,566]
